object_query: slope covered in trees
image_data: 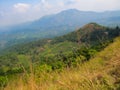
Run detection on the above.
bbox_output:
[1,33,120,90]
[0,23,120,89]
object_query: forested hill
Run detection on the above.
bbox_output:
[0,23,120,89]
[51,23,106,44]
[48,22,120,45]
[2,23,120,54]
[0,23,120,88]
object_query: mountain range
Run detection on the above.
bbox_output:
[0,9,120,50]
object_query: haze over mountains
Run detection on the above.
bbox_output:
[1,0,120,89]
[0,9,120,50]
[0,8,120,89]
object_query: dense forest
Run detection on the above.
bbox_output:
[0,23,120,89]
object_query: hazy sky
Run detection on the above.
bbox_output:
[0,0,120,27]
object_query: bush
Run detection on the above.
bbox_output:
[0,76,7,87]
[36,64,52,72]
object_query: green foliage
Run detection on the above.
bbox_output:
[0,24,120,88]
[36,64,52,73]
[0,24,119,75]
[0,76,7,87]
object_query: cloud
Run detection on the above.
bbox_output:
[13,3,31,13]
[67,0,120,11]
[0,11,4,17]
[0,0,120,27]
[41,0,46,4]
[65,0,77,5]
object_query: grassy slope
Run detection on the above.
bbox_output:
[4,37,120,90]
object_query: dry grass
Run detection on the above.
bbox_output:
[3,37,120,90]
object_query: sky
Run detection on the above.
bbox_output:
[0,0,120,27]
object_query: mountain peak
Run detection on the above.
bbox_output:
[81,23,104,31]
[60,9,80,14]
[64,8,80,12]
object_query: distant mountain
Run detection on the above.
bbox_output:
[31,9,120,28]
[0,9,120,50]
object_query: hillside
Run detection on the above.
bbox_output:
[0,9,120,50]
[3,37,120,90]
[2,23,120,54]
[0,23,120,89]
[51,23,119,45]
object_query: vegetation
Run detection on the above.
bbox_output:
[2,36,120,90]
[0,23,120,89]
